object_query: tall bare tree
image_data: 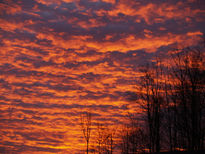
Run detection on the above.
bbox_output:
[80,112,92,154]
[170,44,205,151]
[138,58,164,153]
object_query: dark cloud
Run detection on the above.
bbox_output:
[0,0,204,153]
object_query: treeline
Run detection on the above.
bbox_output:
[80,41,205,154]
[120,41,205,153]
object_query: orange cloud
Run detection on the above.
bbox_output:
[0,1,22,15]
[103,1,204,24]
[1,0,204,153]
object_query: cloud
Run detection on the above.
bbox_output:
[0,0,204,153]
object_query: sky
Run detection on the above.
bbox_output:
[0,0,205,153]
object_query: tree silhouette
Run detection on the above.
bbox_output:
[80,112,92,154]
[132,40,205,152]
[170,44,205,151]
[78,38,205,153]
[96,123,107,154]
[95,123,116,154]
[119,113,147,153]
[138,58,164,153]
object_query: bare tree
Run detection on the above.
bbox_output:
[96,123,107,154]
[80,112,92,154]
[170,44,205,151]
[118,39,205,153]
[105,126,116,154]
[138,58,164,153]
[119,113,147,154]
[95,123,116,154]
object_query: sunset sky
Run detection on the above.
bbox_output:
[0,0,204,153]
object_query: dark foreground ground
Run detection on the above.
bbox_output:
[152,150,205,154]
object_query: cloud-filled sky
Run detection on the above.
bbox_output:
[0,0,204,153]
